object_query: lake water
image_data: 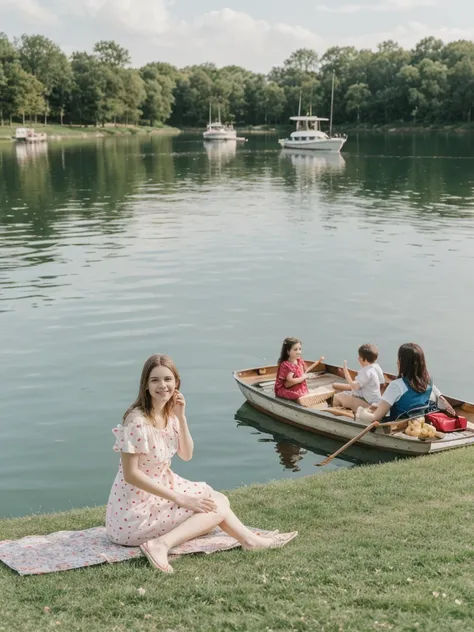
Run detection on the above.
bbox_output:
[1,132,474,518]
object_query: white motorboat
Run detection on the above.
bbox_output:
[278,116,347,152]
[203,104,237,141]
[203,122,237,141]
[14,127,47,143]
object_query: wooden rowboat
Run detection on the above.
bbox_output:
[233,361,474,456]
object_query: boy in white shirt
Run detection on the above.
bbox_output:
[332,343,385,413]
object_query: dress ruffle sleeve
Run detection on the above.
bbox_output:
[112,413,151,454]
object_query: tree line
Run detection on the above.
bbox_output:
[1,33,474,128]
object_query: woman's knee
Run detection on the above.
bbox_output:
[211,492,230,518]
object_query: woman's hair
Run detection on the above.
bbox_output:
[278,337,302,365]
[397,343,430,393]
[123,354,181,424]
[358,343,378,363]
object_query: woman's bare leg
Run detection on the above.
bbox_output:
[143,495,231,570]
[211,493,291,551]
[143,492,296,570]
[333,393,369,413]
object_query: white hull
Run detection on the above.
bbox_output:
[279,137,346,152]
[235,379,474,456]
[203,131,237,141]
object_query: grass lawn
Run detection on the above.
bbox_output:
[1,448,473,632]
[0,124,180,141]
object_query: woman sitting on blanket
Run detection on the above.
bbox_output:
[356,343,454,423]
[106,354,297,573]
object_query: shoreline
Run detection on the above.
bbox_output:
[0,124,181,142]
[1,447,472,631]
[183,122,474,135]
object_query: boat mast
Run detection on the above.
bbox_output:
[209,102,212,125]
[329,71,335,138]
[297,90,302,131]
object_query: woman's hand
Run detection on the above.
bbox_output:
[173,391,186,420]
[175,493,217,513]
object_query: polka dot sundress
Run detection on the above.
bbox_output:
[106,410,213,546]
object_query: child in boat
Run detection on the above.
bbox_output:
[356,343,455,423]
[274,337,309,401]
[332,343,385,412]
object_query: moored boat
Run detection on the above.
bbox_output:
[14,127,47,143]
[233,361,474,456]
[203,103,237,141]
[278,116,346,152]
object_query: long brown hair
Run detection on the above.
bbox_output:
[397,343,430,393]
[278,337,302,365]
[123,355,181,424]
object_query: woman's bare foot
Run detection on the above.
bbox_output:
[140,540,174,573]
[241,531,298,551]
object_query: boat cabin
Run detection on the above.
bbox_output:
[290,116,329,140]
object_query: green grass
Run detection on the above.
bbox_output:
[1,449,473,632]
[0,124,180,141]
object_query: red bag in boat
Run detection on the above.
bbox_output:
[425,412,467,432]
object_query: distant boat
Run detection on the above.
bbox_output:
[278,116,347,152]
[14,127,47,143]
[279,73,347,152]
[203,104,237,141]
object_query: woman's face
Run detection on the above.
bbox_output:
[288,342,302,362]
[147,365,177,405]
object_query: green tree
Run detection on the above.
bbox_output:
[69,52,104,125]
[345,83,372,123]
[284,48,319,73]
[121,69,146,124]
[93,40,131,67]
[13,68,46,124]
[16,34,73,123]
[140,63,175,126]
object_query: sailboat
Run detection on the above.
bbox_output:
[278,74,348,152]
[203,103,237,141]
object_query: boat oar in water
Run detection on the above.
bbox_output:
[316,420,380,466]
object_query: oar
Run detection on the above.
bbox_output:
[305,356,325,375]
[316,420,380,467]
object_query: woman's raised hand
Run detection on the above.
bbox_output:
[173,391,186,420]
[175,494,217,513]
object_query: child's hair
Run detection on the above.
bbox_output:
[397,343,430,393]
[278,337,302,365]
[124,354,181,424]
[358,343,379,364]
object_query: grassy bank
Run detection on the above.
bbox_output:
[1,449,473,632]
[0,124,180,142]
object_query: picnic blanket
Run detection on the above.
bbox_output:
[0,526,267,576]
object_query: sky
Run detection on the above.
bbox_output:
[0,0,472,71]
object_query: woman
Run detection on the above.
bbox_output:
[106,354,297,573]
[357,343,454,422]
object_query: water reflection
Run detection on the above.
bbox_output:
[235,403,403,468]
[203,140,237,166]
[15,141,48,164]
[280,149,346,176]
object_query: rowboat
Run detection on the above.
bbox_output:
[233,361,474,456]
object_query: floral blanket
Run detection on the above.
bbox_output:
[0,526,265,576]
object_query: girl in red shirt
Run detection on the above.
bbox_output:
[274,337,309,400]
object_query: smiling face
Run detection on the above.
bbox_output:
[288,342,302,362]
[147,365,177,406]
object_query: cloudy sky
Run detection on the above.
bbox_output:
[1,0,471,71]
